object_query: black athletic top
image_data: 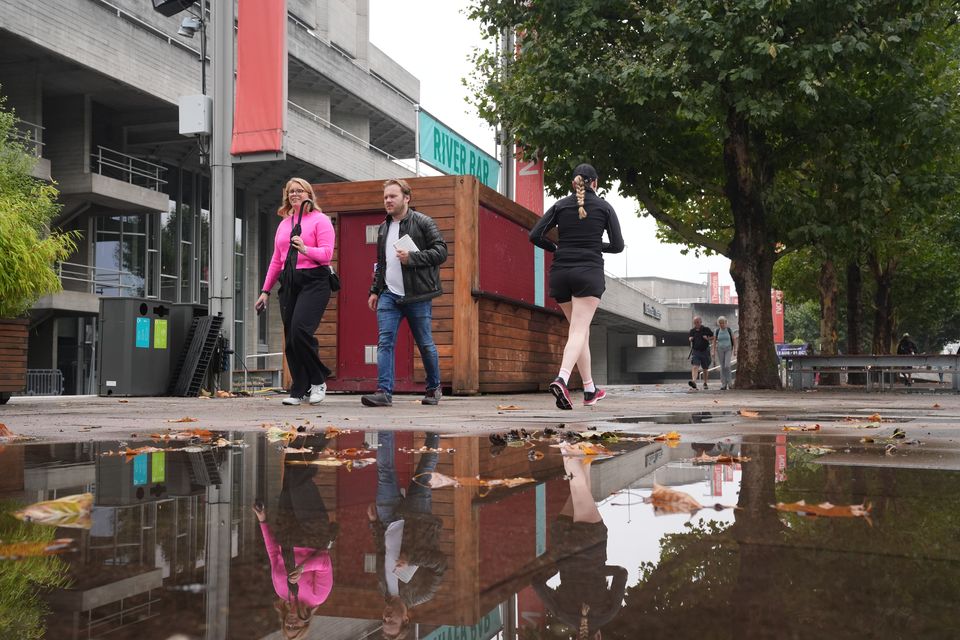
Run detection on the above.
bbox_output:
[529,190,625,268]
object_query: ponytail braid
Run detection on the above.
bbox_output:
[574,175,587,219]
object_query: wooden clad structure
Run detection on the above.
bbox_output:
[311,175,571,395]
[0,318,28,401]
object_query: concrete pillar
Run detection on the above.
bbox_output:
[589,323,608,386]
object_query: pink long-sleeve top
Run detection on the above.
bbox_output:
[260,522,334,606]
[261,210,336,293]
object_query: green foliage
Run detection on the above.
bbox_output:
[0,93,76,318]
[0,500,72,640]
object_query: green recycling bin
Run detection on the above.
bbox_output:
[97,298,173,396]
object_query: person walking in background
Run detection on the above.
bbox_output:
[255,178,335,406]
[897,332,918,386]
[361,179,448,408]
[688,316,714,389]
[713,315,736,390]
[529,163,624,409]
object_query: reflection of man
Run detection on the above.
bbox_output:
[368,431,447,639]
[688,316,714,390]
[531,445,627,639]
[362,179,448,408]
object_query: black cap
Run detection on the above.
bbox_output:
[572,163,598,181]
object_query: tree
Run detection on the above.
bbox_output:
[0,92,76,318]
[468,0,960,388]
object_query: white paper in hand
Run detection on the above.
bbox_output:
[393,563,420,583]
[394,234,420,253]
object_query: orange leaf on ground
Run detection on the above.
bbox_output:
[497,405,523,411]
[166,416,198,423]
[868,413,882,422]
[738,409,760,418]
[932,403,942,409]
[653,431,682,442]
[215,390,234,398]
[692,452,752,465]
[772,500,872,521]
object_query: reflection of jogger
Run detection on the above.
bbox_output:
[254,434,338,639]
[369,431,447,639]
[531,448,627,639]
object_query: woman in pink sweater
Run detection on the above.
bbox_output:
[254,178,336,406]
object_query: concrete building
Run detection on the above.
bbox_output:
[1,0,417,394]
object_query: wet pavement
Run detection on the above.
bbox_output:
[3,392,960,639]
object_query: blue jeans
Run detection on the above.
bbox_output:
[376,291,440,395]
[376,431,440,525]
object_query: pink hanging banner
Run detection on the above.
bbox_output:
[772,289,785,343]
[515,146,544,215]
[708,272,720,304]
[231,0,287,155]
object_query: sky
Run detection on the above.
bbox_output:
[368,0,733,288]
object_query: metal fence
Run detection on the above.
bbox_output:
[24,369,64,396]
[91,145,167,191]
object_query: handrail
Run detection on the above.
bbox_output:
[57,260,140,294]
[11,119,44,158]
[91,145,167,191]
[288,101,417,173]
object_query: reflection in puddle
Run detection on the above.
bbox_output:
[1,428,959,639]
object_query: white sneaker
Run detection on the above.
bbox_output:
[308,382,326,405]
[282,396,302,406]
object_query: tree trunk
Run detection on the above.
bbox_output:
[818,258,840,385]
[869,254,897,354]
[724,110,781,389]
[846,260,866,385]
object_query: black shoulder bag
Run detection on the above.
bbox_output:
[278,200,311,295]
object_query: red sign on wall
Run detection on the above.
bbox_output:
[721,285,731,304]
[515,147,544,215]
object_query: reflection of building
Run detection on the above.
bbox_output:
[0,1,418,394]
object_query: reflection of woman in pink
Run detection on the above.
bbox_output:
[253,434,338,639]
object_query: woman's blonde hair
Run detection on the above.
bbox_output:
[573,175,588,220]
[277,178,317,218]
[274,598,318,640]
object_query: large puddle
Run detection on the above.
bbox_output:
[2,424,959,639]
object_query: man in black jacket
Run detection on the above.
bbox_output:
[362,179,448,407]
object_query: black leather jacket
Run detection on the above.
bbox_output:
[369,209,448,305]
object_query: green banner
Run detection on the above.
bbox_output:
[421,606,502,640]
[419,109,499,190]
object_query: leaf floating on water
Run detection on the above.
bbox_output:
[13,493,93,529]
[891,428,907,439]
[0,538,76,560]
[151,428,214,441]
[771,499,872,522]
[738,409,761,418]
[325,425,353,438]
[412,472,535,496]
[496,404,523,411]
[646,484,704,515]
[868,413,883,422]
[653,431,682,442]
[794,444,835,455]
[553,441,614,458]
[101,445,165,460]
[885,443,897,456]
[782,424,821,432]
[283,446,314,454]
[399,446,456,454]
[691,452,752,465]
[860,436,875,443]
[265,426,299,443]
[166,416,199,423]
[0,423,35,443]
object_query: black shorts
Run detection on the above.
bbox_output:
[691,349,711,368]
[549,266,605,303]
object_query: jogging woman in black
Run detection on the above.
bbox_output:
[529,164,624,409]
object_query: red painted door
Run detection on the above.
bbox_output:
[335,212,414,392]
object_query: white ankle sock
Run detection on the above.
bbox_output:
[583,379,596,393]
[558,368,571,384]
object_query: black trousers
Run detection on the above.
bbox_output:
[279,267,332,397]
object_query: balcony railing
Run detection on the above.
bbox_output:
[91,145,167,192]
[57,261,143,296]
[11,119,44,158]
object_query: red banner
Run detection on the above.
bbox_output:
[515,147,544,215]
[721,285,731,304]
[231,0,287,155]
[708,272,720,304]
[772,289,785,343]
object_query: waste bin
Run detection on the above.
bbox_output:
[97,298,174,396]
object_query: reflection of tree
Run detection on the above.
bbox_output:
[0,500,71,640]
[603,441,960,639]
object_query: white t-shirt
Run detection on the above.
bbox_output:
[385,219,405,296]
[384,519,404,596]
